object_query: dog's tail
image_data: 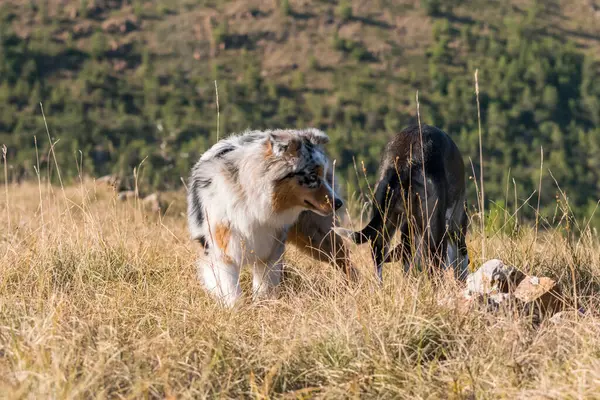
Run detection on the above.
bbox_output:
[336,166,409,244]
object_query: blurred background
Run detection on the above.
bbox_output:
[1,0,599,225]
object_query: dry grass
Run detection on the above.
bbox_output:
[1,182,600,399]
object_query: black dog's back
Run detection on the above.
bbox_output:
[379,124,464,189]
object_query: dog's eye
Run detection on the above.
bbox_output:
[302,174,319,187]
[278,171,298,181]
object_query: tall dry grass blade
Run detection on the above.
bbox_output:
[132,156,148,213]
[34,136,44,239]
[350,155,373,230]
[504,167,511,231]
[513,178,517,221]
[215,80,220,142]
[331,158,344,276]
[76,150,86,210]
[474,69,484,257]
[535,146,544,243]
[180,176,189,192]
[40,102,73,223]
[416,91,430,253]
[468,157,481,226]
[2,144,9,233]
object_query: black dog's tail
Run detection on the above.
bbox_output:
[349,166,409,244]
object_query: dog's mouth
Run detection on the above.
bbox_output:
[304,200,332,215]
[304,200,317,210]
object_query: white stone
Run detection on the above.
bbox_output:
[465,259,525,295]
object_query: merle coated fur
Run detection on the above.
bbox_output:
[187,128,354,307]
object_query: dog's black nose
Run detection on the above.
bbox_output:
[334,198,343,211]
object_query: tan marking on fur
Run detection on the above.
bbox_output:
[305,184,335,214]
[316,165,324,179]
[272,178,304,213]
[287,138,301,157]
[264,139,273,158]
[214,223,231,252]
[273,177,335,214]
[214,223,235,264]
[221,253,235,264]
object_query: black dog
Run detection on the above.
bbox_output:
[337,124,469,281]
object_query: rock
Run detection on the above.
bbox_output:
[97,174,121,189]
[462,291,515,313]
[442,290,516,315]
[438,292,476,315]
[481,292,513,312]
[115,191,164,213]
[548,310,581,325]
[117,190,137,201]
[514,276,556,301]
[514,275,563,316]
[448,259,566,323]
[142,193,162,213]
[97,174,115,183]
[466,259,525,295]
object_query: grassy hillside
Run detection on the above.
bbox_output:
[3,2,600,397]
[1,182,600,397]
[1,0,600,226]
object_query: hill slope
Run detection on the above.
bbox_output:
[1,0,600,224]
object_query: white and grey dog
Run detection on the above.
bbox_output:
[187,128,350,307]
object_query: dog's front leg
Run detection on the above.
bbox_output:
[252,260,283,301]
[446,235,469,281]
[252,239,285,301]
[371,237,389,284]
[198,255,241,307]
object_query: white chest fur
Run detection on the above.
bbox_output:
[225,224,287,265]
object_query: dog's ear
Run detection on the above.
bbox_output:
[299,128,329,145]
[265,131,301,156]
